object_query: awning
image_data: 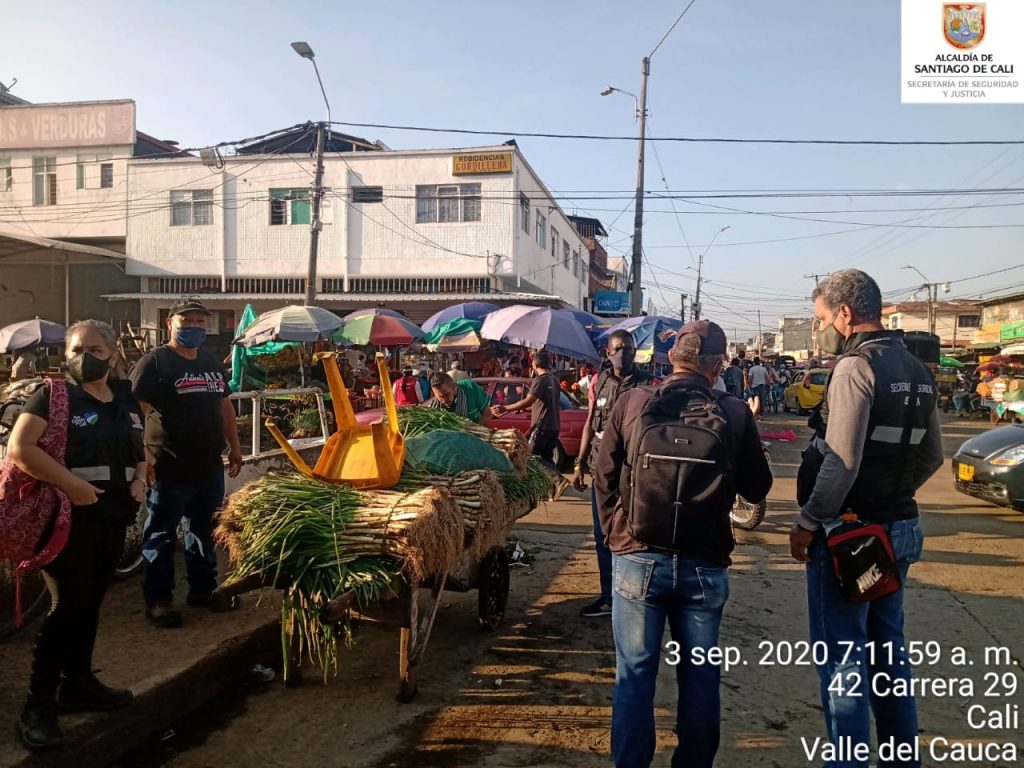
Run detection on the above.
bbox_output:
[1000,342,1024,356]
[0,229,126,265]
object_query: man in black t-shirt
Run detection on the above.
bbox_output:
[490,349,561,463]
[130,298,242,628]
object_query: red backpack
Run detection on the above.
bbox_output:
[0,379,72,625]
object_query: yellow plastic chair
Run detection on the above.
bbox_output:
[266,352,405,489]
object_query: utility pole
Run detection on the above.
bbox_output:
[757,309,763,355]
[305,121,326,306]
[902,265,946,338]
[680,293,687,323]
[692,251,704,321]
[629,57,650,317]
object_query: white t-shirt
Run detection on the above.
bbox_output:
[749,364,768,388]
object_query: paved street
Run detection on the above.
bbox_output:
[117,411,1023,768]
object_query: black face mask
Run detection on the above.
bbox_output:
[67,352,110,383]
[607,349,636,372]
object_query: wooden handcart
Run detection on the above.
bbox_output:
[210,495,535,701]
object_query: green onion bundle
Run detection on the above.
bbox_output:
[215,472,462,680]
[500,456,555,504]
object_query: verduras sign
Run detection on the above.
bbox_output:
[0,100,136,149]
[451,152,512,175]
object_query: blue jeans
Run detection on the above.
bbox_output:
[806,518,924,768]
[142,471,225,605]
[611,552,729,768]
[591,488,612,604]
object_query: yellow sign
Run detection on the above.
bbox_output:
[452,152,512,175]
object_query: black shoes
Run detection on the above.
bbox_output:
[580,598,613,618]
[146,602,184,628]
[57,673,133,713]
[18,697,63,751]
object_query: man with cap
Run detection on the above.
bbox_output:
[130,297,242,628]
[393,367,425,406]
[594,320,772,768]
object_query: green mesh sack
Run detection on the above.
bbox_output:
[404,430,514,476]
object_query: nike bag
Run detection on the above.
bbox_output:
[826,518,900,603]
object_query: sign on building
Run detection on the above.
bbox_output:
[594,291,630,315]
[451,152,513,175]
[0,100,136,149]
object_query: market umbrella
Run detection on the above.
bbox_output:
[480,305,599,363]
[342,307,407,321]
[597,315,683,365]
[421,302,500,333]
[229,304,258,391]
[424,319,485,352]
[234,305,344,348]
[335,308,425,346]
[939,355,965,368]
[0,318,67,353]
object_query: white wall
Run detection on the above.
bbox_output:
[126,146,589,308]
[0,144,134,240]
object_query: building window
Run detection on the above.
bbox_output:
[171,189,213,226]
[32,157,57,206]
[0,158,11,192]
[535,211,546,248]
[415,184,481,223]
[520,193,530,233]
[351,186,383,203]
[270,188,311,225]
[100,163,114,189]
[889,315,900,330]
[562,240,570,269]
[550,226,558,260]
[75,160,86,190]
[957,314,981,328]
[572,250,579,277]
[581,259,588,283]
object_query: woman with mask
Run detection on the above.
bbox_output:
[8,320,146,751]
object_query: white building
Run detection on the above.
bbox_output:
[0,96,181,327]
[111,134,591,339]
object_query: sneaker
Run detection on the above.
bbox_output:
[146,602,183,628]
[580,598,612,618]
[18,696,63,751]
[57,673,132,713]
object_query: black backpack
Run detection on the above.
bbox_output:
[621,382,735,552]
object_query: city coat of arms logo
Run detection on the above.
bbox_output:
[943,3,986,49]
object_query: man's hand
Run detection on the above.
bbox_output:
[789,523,816,562]
[572,465,587,491]
[227,448,243,478]
[146,464,156,485]
[490,404,507,417]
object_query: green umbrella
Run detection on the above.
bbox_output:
[230,304,257,392]
[334,309,425,346]
[940,355,965,368]
[423,318,482,345]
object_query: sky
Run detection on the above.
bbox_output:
[5,0,1023,337]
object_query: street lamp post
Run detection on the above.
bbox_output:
[292,41,330,306]
[692,225,730,320]
[902,264,938,336]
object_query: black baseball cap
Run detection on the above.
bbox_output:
[169,297,210,316]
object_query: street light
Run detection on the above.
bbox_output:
[600,86,640,119]
[291,41,330,306]
[692,226,730,320]
[291,41,331,125]
[902,264,938,336]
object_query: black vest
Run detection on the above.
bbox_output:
[831,332,937,520]
[590,367,653,441]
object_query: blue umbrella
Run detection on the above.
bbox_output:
[597,315,683,365]
[421,302,500,333]
[0,318,67,353]
[480,305,599,363]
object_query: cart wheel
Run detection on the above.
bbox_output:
[477,546,510,631]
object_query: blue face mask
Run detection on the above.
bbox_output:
[175,326,206,349]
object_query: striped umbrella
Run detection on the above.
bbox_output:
[334,308,425,346]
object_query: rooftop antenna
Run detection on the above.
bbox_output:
[0,77,17,94]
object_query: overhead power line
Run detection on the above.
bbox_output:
[329,121,1024,146]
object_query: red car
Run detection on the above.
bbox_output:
[355,376,586,468]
